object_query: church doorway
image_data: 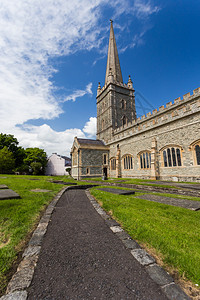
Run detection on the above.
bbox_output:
[103,167,108,179]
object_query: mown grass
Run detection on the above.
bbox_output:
[90,187,200,286]
[83,177,184,189]
[0,174,79,295]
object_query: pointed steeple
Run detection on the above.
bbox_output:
[105,20,123,85]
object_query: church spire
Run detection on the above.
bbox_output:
[105,20,123,85]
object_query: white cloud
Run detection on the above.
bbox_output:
[0,0,160,156]
[13,124,85,157]
[0,0,103,133]
[64,83,93,102]
[83,117,97,138]
[6,116,96,156]
[134,0,160,18]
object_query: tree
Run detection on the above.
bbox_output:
[24,148,47,175]
[0,133,26,168]
[0,147,15,174]
[0,133,18,151]
[30,162,43,175]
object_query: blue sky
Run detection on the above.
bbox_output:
[0,0,200,155]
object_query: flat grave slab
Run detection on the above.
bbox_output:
[49,180,77,185]
[97,187,135,195]
[0,185,8,189]
[136,194,200,211]
[148,181,200,190]
[31,189,52,193]
[0,189,20,200]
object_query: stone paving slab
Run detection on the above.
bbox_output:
[0,185,8,189]
[97,187,135,195]
[145,264,173,286]
[162,283,191,300]
[131,249,156,266]
[0,291,27,300]
[0,189,20,200]
[136,194,200,210]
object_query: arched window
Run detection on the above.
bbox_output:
[190,140,200,165]
[110,158,116,170]
[122,116,127,126]
[123,155,133,169]
[103,154,107,165]
[195,145,200,165]
[139,151,151,169]
[162,146,182,167]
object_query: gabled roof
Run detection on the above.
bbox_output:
[71,137,109,153]
[77,138,106,146]
[49,153,71,162]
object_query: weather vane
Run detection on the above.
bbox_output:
[110,19,113,23]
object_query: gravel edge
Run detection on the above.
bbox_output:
[85,189,191,300]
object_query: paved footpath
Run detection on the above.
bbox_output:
[27,189,171,299]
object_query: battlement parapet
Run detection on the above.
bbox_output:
[159,105,165,112]
[166,101,172,108]
[97,79,134,97]
[112,87,200,137]
[152,109,157,114]
[183,92,190,100]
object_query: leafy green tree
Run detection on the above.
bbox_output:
[0,147,15,174]
[24,148,47,175]
[0,133,25,167]
[0,133,18,151]
[30,162,43,175]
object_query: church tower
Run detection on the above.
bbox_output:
[96,20,136,143]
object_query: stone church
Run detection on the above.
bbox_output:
[71,21,200,182]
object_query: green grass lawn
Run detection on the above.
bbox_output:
[90,187,200,287]
[0,174,79,295]
[83,177,200,190]
[82,177,183,189]
[1,175,199,294]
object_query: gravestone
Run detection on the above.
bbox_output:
[0,189,20,200]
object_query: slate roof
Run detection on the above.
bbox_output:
[50,153,71,166]
[77,138,106,146]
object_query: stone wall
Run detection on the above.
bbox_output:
[76,148,109,179]
[107,88,200,182]
[96,81,136,143]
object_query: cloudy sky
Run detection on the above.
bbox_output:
[0,0,200,156]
